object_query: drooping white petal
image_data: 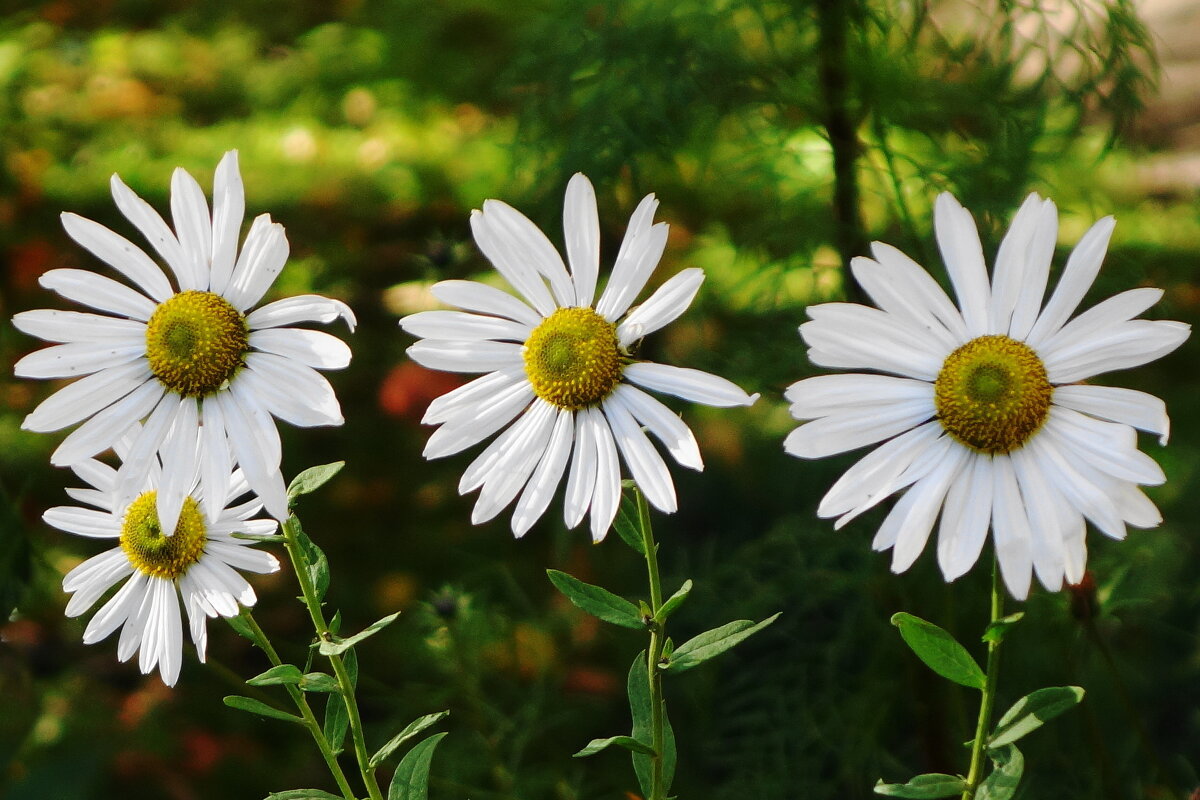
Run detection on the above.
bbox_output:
[1026,434,1126,540]
[115,392,181,508]
[406,339,523,374]
[209,150,245,296]
[587,407,622,542]
[1009,446,1068,592]
[459,400,555,494]
[1052,384,1170,445]
[429,280,542,328]
[168,167,212,292]
[933,193,990,338]
[38,268,157,321]
[1043,320,1190,384]
[83,571,147,645]
[206,540,280,574]
[604,392,676,513]
[563,410,598,530]
[399,310,531,343]
[246,294,357,332]
[216,387,287,521]
[1025,216,1116,347]
[1040,408,1165,486]
[60,212,173,302]
[623,362,757,407]
[239,357,344,428]
[422,379,534,459]
[422,367,526,425]
[200,398,232,523]
[156,397,200,537]
[936,453,993,582]
[22,360,152,434]
[249,327,352,370]
[881,440,968,573]
[1037,288,1164,366]
[785,373,933,421]
[52,380,160,470]
[613,384,703,471]
[617,268,704,348]
[563,173,600,307]
[817,421,943,525]
[512,408,574,538]
[63,549,133,617]
[470,403,557,526]
[990,455,1033,601]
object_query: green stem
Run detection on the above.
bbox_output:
[636,488,667,800]
[962,554,1004,799]
[283,514,385,800]
[241,611,357,800]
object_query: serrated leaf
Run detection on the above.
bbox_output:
[223,696,304,725]
[264,790,346,800]
[574,735,656,757]
[370,710,451,768]
[226,612,258,642]
[547,569,644,629]
[612,489,646,555]
[247,664,304,687]
[873,773,967,798]
[976,744,1024,800]
[665,612,781,674]
[288,462,346,501]
[989,686,1085,747]
[891,612,985,690]
[318,611,401,656]
[628,651,676,797]
[299,673,339,693]
[982,612,1025,644]
[655,580,693,624]
[387,732,447,800]
[290,517,330,602]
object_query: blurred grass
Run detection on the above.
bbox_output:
[1,1,1198,798]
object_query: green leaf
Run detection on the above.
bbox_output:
[988,686,1085,747]
[387,732,447,800]
[574,735,656,757]
[226,612,258,642]
[318,611,402,656]
[288,462,346,501]
[547,569,644,629]
[264,790,346,800]
[976,744,1024,800]
[655,580,692,624]
[231,532,287,543]
[299,673,340,693]
[982,612,1025,644]
[290,517,330,602]
[627,651,677,797]
[370,710,451,768]
[323,692,349,755]
[612,488,646,555]
[247,664,304,687]
[873,773,968,798]
[222,696,304,725]
[664,612,781,674]
[891,612,985,690]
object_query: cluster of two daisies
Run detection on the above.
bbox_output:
[15,152,1187,686]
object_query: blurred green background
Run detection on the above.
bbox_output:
[1,0,1198,798]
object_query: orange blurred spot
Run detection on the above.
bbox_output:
[182,728,224,774]
[378,361,463,421]
[562,666,619,696]
[9,239,56,291]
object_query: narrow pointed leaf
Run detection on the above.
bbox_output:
[976,744,1024,800]
[265,791,346,800]
[247,664,304,687]
[287,461,346,501]
[370,710,451,768]
[299,672,339,693]
[319,611,401,655]
[324,694,349,755]
[627,650,676,796]
[547,569,644,629]
[223,696,304,725]
[231,532,286,543]
[655,579,693,624]
[873,773,968,798]
[988,686,1085,747]
[387,732,447,800]
[891,612,985,690]
[612,488,646,555]
[574,735,656,757]
[290,516,330,602]
[664,612,781,673]
[226,612,258,642]
[982,612,1025,644]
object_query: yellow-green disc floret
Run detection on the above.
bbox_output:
[120,491,208,580]
[523,307,623,410]
[145,290,249,397]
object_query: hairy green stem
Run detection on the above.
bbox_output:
[283,514,385,800]
[636,489,667,800]
[240,611,357,800]
[962,555,1003,799]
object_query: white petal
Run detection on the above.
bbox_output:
[225,214,289,311]
[43,506,121,538]
[1025,216,1116,347]
[818,421,943,524]
[1027,434,1126,540]
[115,392,181,508]
[422,367,525,425]
[483,199,574,307]
[1007,198,1059,341]
[117,579,152,662]
[616,193,659,265]
[156,397,199,537]
[52,381,161,466]
[422,380,534,459]
[209,151,245,296]
[850,257,959,353]
[13,309,145,344]
[64,487,111,509]
[936,453,993,582]
[988,193,1045,335]
[881,439,968,572]
[60,212,173,302]
[587,406,621,542]
[933,193,990,338]
[22,360,152,434]
[399,310,531,342]
[180,575,210,660]
[563,173,600,307]
[801,303,947,380]
[246,294,357,332]
[1040,408,1165,486]
[623,362,758,407]
[868,242,968,342]
[206,540,280,574]
[459,400,555,494]
[71,458,117,495]
[470,405,556,526]
[242,352,343,427]
[990,455,1033,600]
[185,560,240,617]
[1043,320,1190,384]
[469,208,556,317]
[38,268,157,321]
[1037,287,1165,366]
[249,328,352,370]
[201,557,257,608]
[63,549,133,616]
[785,373,933,420]
[563,410,597,530]
[617,268,704,348]
[612,384,703,471]
[512,408,574,537]
[169,167,212,292]
[154,578,184,685]
[784,397,933,459]
[200,399,233,523]
[83,572,147,645]
[1009,446,1068,592]
[429,280,541,328]
[1053,384,1170,445]
[216,388,287,521]
[406,339,523,373]
[596,222,668,322]
[604,393,676,513]
[110,174,191,295]
[15,342,144,380]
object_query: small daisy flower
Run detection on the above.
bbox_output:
[13,151,355,532]
[785,192,1189,600]
[401,174,758,541]
[46,430,280,687]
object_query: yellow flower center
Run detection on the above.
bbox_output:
[934,335,1052,454]
[523,307,623,410]
[145,290,249,397]
[119,491,208,580]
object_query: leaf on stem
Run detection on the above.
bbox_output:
[370,710,451,768]
[246,664,304,687]
[318,611,402,656]
[975,744,1024,800]
[981,612,1025,644]
[663,612,781,674]
[654,580,692,624]
[627,650,677,797]
[387,732,447,800]
[988,686,1085,747]
[323,692,348,755]
[612,487,646,555]
[890,612,985,690]
[872,773,967,798]
[290,516,330,602]
[287,462,346,502]
[226,611,258,642]
[547,569,644,629]
[223,696,304,725]
[299,672,339,693]
[264,790,346,800]
[574,735,656,757]
[231,532,287,543]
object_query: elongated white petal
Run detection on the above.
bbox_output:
[200,398,232,523]
[869,242,968,342]
[1040,408,1165,486]
[604,393,676,513]
[22,360,152,434]
[43,506,121,538]
[623,362,757,407]
[563,410,597,529]
[563,173,600,307]
[802,303,947,379]
[216,387,287,520]
[596,222,668,322]
[988,193,1044,335]
[15,342,144,380]
[399,310,531,343]
[51,380,163,466]
[60,212,173,302]
[818,421,942,524]
[209,151,245,296]
[156,397,199,537]
[1027,434,1125,540]
[1037,288,1164,366]
[784,397,933,459]
[422,380,534,459]
[169,167,211,291]
[423,367,525,425]
[587,407,621,541]
[512,409,574,538]
[785,373,932,420]
[38,268,156,321]
[1043,320,1190,383]
[1052,384,1170,445]
[226,214,289,311]
[64,550,133,616]
[470,404,556,525]
[83,572,147,645]
[936,453,993,582]
[934,193,990,337]
[206,540,280,574]
[429,280,541,328]
[1007,199,1059,341]
[613,384,703,471]
[614,193,659,273]
[115,392,181,508]
[881,440,968,573]
[1009,446,1068,592]
[249,328,352,370]
[13,309,145,344]
[407,339,523,373]
[1025,216,1115,347]
[459,400,556,494]
[990,455,1033,600]
[110,174,191,295]
[469,209,556,316]
[240,356,344,428]
[617,268,704,348]
[483,199,575,307]
[246,294,357,332]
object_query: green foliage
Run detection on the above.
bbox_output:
[318,610,402,655]
[547,569,645,629]
[264,790,345,800]
[873,774,967,798]
[573,735,656,758]
[981,612,1025,645]
[628,650,677,798]
[891,612,986,690]
[989,687,1085,748]
[223,696,305,725]
[290,516,331,603]
[370,711,451,768]
[387,732,447,800]
[975,745,1024,800]
[664,612,782,674]
[655,579,692,624]
[247,664,306,687]
[287,461,346,502]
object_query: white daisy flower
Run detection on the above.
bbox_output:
[47,430,280,687]
[13,150,355,533]
[401,173,758,541]
[785,192,1189,600]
